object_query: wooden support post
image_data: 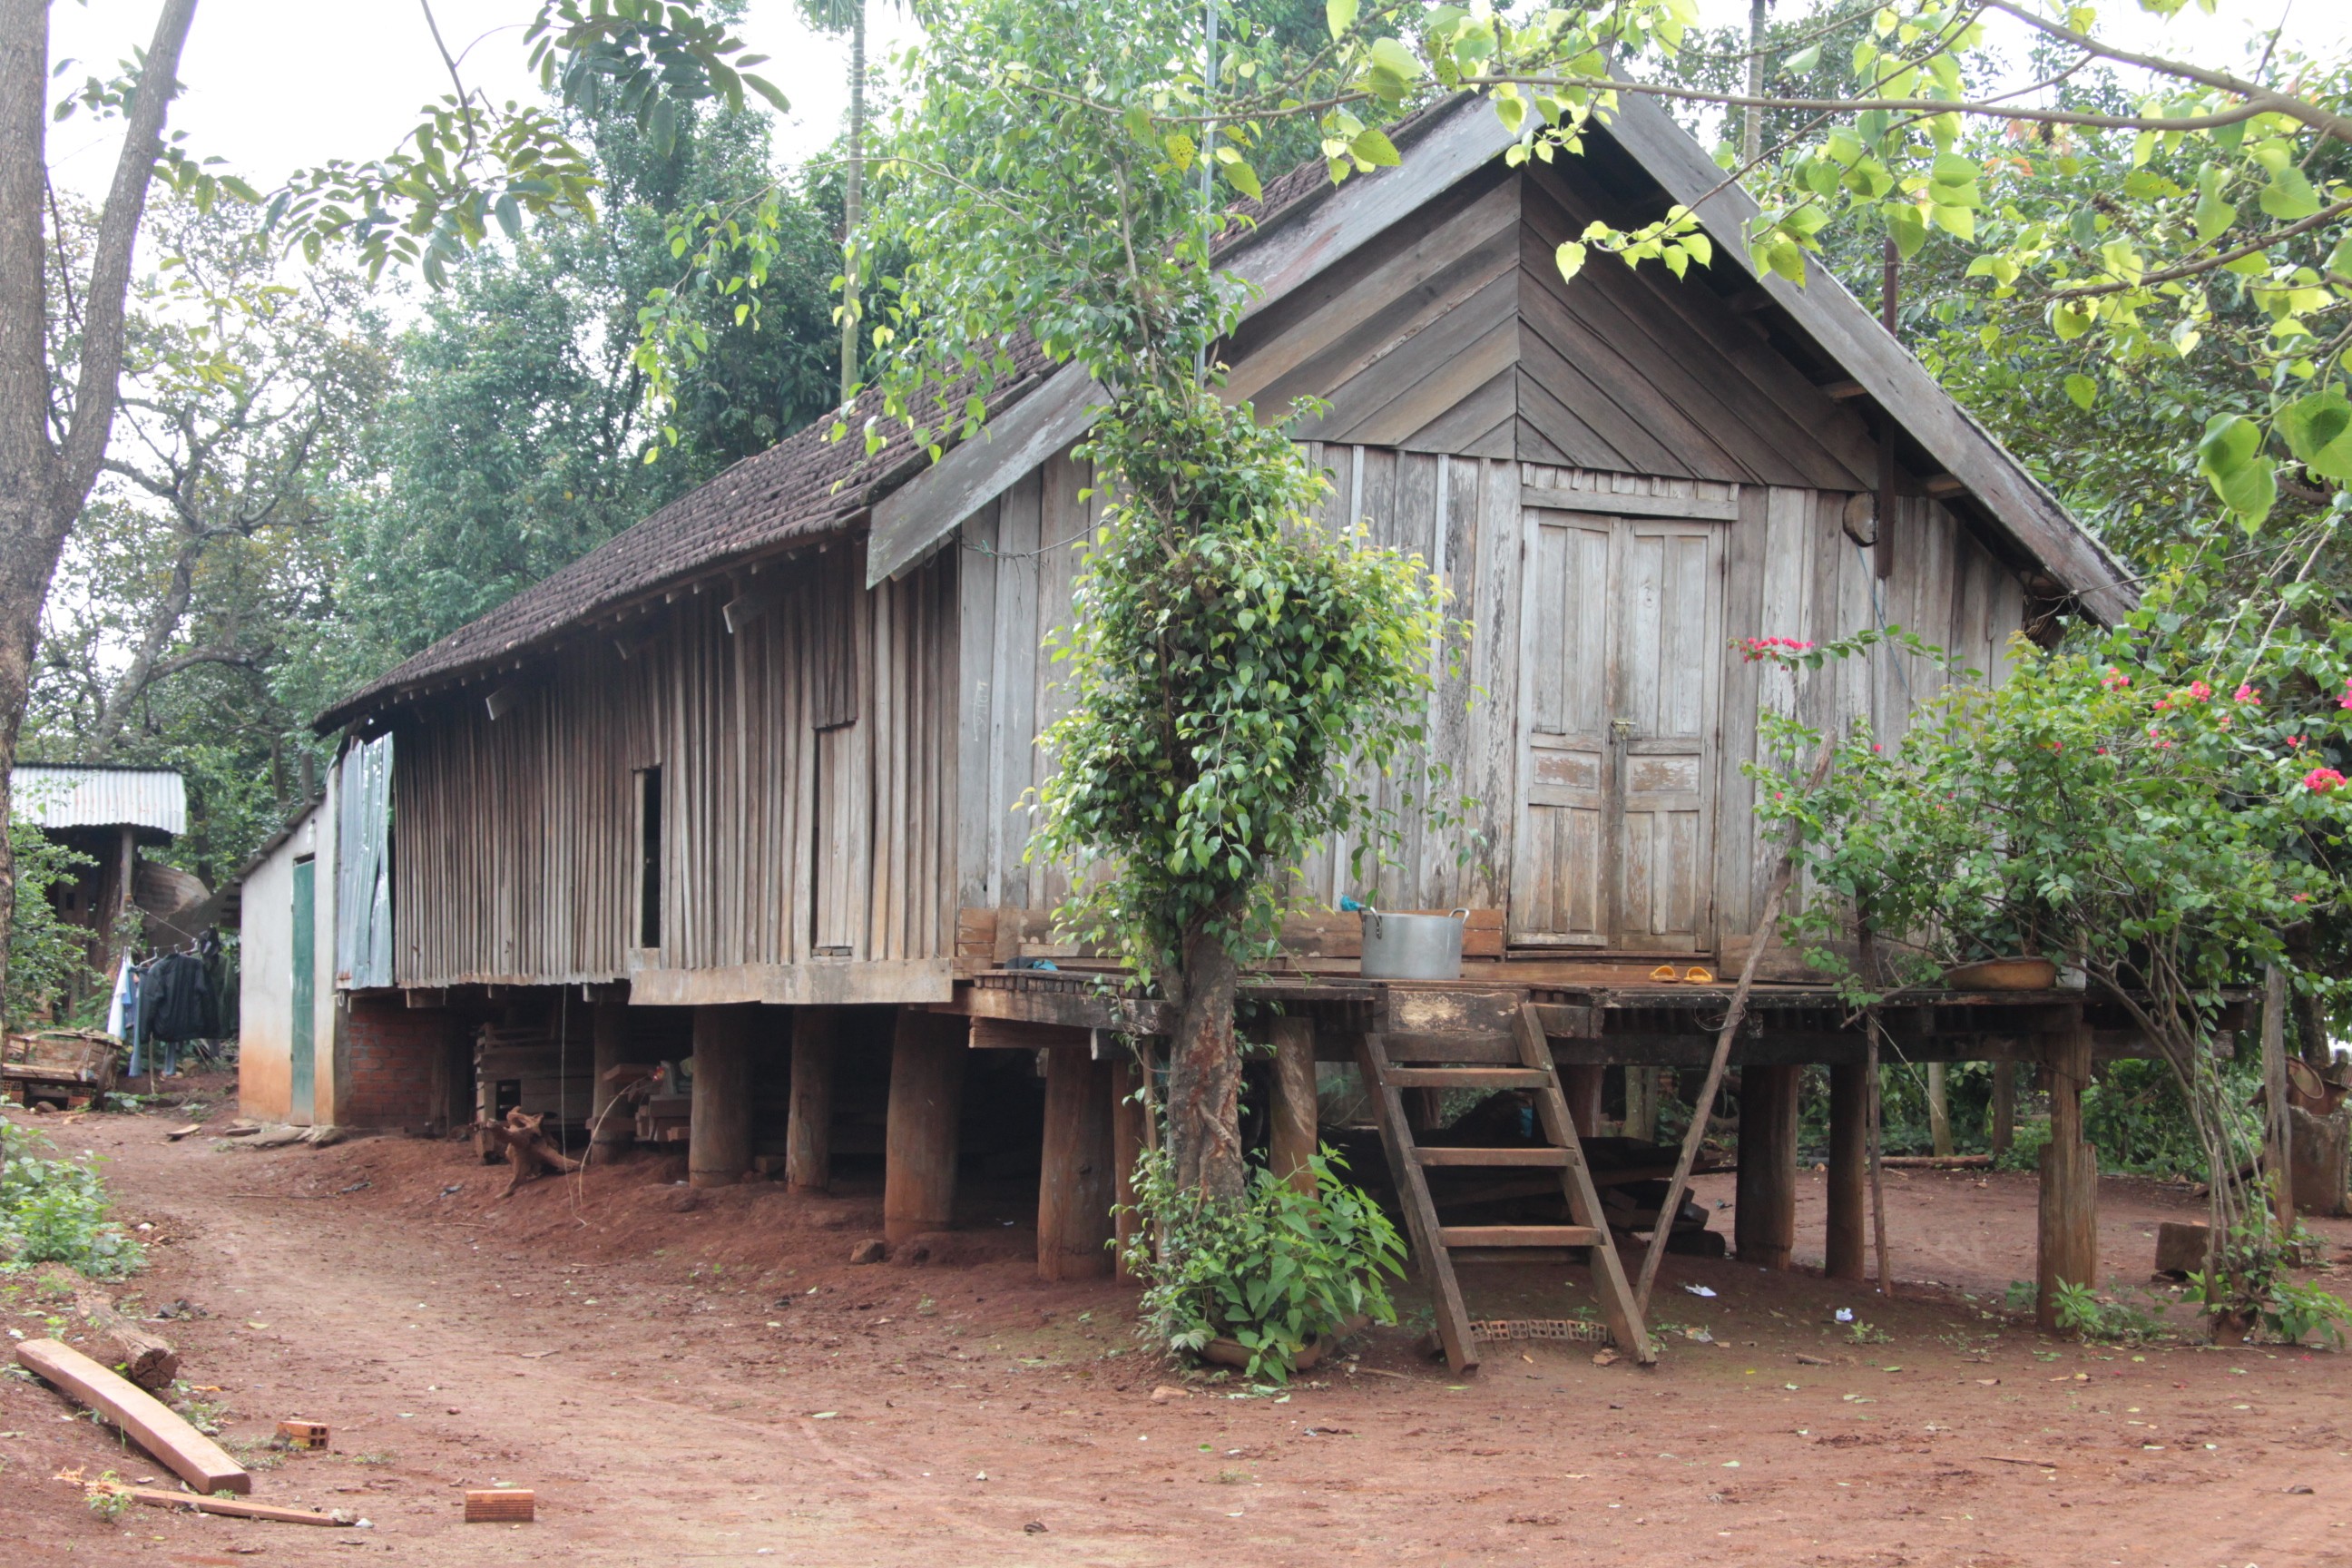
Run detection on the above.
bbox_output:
[1826,1063,1868,1280]
[689,1004,757,1187]
[1989,1059,2017,1158]
[1926,1062,1954,1158]
[884,1010,967,1243]
[1562,1064,1605,1139]
[2262,965,2294,1233]
[2036,1022,2098,1332]
[1269,1016,1318,1191]
[787,1007,838,1194]
[1623,1064,1658,1142]
[1735,1064,1799,1270]
[1038,1045,1117,1281]
[590,996,633,1150]
[1112,1054,1148,1279]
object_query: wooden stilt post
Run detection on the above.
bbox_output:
[1735,1064,1798,1270]
[884,1010,966,1243]
[1038,1045,1116,1280]
[2036,1020,2098,1331]
[1111,1054,1148,1279]
[1562,1064,1605,1139]
[1926,1061,1954,1158]
[1989,1058,2017,1158]
[590,995,633,1152]
[1269,1017,1318,1191]
[1826,1062,1868,1279]
[688,1004,756,1188]
[1623,1065,1658,1142]
[786,1007,838,1194]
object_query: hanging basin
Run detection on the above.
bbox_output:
[1942,957,2059,991]
[1359,908,1468,981]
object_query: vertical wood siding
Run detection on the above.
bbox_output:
[390,546,957,989]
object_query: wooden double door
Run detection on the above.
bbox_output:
[1511,505,1724,951]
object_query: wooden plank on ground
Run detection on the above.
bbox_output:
[124,1487,345,1524]
[15,1338,249,1494]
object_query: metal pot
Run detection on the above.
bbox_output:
[1358,907,1468,981]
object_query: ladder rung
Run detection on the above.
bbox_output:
[1414,1146,1570,1168]
[1384,1067,1550,1090]
[1439,1225,1605,1249]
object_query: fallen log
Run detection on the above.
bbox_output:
[74,1289,179,1391]
[15,1338,248,1494]
[477,1109,581,1196]
[122,1485,350,1524]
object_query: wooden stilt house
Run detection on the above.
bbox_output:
[308,92,2164,1362]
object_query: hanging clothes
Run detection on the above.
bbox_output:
[137,951,213,1044]
[105,956,133,1039]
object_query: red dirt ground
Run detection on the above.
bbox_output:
[7,1082,2352,1567]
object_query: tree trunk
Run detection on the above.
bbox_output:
[86,524,206,760]
[1164,920,1245,1201]
[837,0,865,404]
[0,0,200,1004]
[1741,0,1769,163]
[1926,1061,1954,1158]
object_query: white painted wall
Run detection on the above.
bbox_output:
[235,803,336,1122]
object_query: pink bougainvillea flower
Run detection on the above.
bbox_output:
[2233,683,2259,705]
[2293,893,2311,904]
[2289,735,2306,749]
[2101,668,2131,690]
[2304,767,2347,793]
[2095,746,2108,755]
[2218,715,2232,729]
[2186,681,2212,702]
[2154,700,2172,711]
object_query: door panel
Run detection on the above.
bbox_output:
[1513,508,1723,951]
[290,857,316,1122]
[1511,516,1612,945]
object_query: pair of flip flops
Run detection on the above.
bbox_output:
[1648,965,1717,984]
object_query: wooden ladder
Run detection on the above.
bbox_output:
[1357,999,1655,1374]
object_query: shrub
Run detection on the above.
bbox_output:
[2187,1220,2352,1348]
[0,1123,144,1278]
[1117,1144,1405,1384]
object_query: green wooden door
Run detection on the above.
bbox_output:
[290,858,315,1122]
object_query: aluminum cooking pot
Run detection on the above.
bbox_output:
[1357,906,1469,981]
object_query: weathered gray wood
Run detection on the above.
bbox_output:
[1601,88,2131,622]
[1520,484,1740,521]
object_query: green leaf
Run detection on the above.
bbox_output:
[1555,240,1587,281]
[1930,152,1978,186]
[1764,238,1807,283]
[2276,388,2352,484]
[2259,162,2320,221]
[2196,413,2278,524]
[2193,165,2237,243]
[1326,0,1357,39]
[2051,301,2093,341]
[1885,202,1926,260]
[1225,159,1262,201]
[494,193,522,240]
[1367,36,1419,84]
[1349,128,1400,168]
[2063,373,2096,411]
[1783,44,1821,74]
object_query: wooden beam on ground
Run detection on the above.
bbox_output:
[885,1010,968,1243]
[689,1004,759,1187]
[124,1487,344,1524]
[1269,1016,1319,1192]
[1735,1064,1799,1270]
[1037,1045,1117,1281]
[1825,1063,1868,1281]
[787,1007,838,1194]
[15,1338,249,1494]
[2036,1021,2098,1331]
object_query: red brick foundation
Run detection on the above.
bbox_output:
[340,995,455,1129]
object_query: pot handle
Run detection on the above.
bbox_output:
[1448,907,1470,921]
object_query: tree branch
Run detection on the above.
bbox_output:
[58,0,201,510]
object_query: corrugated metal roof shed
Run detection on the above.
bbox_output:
[11,764,187,837]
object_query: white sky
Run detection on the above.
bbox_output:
[44,2,2348,208]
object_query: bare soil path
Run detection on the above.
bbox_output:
[8,1086,2352,1567]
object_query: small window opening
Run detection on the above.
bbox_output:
[637,766,663,950]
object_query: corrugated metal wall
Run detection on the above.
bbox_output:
[334,735,394,988]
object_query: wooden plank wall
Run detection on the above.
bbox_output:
[390,545,958,989]
[957,449,2024,949]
